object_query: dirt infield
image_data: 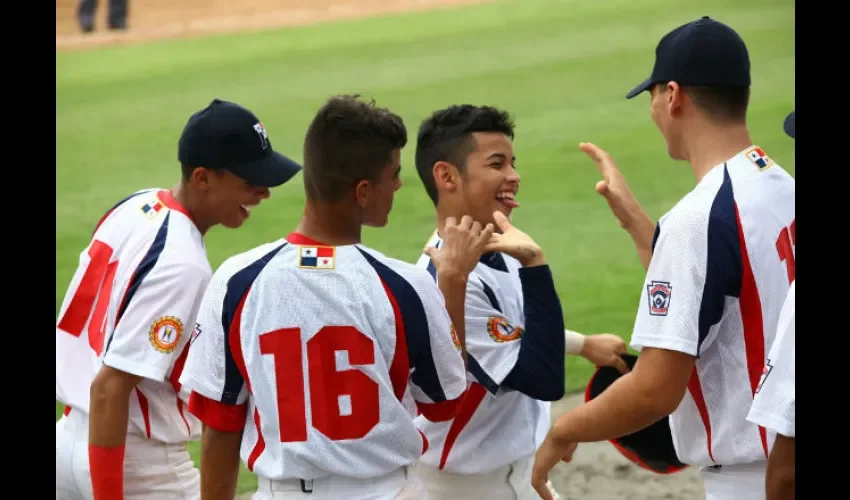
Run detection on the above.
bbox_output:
[55,0,490,51]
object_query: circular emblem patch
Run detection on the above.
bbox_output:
[486,317,523,343]
[149,316,183,353]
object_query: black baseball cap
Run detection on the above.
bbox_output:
[784,110,795,138]
[585,354,689,474]
[178,99,302,187]
[626,16,751,99]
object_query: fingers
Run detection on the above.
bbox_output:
[595,180,608,195]
[533,481,554,500]
[445,216,457,229]
[612,355,630,375]
[422,246,437,259]
[459,215,474,231]
[492,210,512,232]
[479,223,496,243]
[579,142,614,175]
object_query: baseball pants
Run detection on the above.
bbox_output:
[252,466,424,500]
[699,461,768,500]
[410,453,562,500]
[56,410,199,500]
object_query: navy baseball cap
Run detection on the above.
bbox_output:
[784,110,795,138]
[178,99,302,187]
[626,16,751,99]
[585,354,689,474]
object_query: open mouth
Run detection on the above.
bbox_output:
[240,203,258,217]
[496,191,519,209]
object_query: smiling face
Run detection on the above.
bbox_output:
[197,168,272,229]
[455,132,520,227]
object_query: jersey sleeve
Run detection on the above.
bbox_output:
[462,277,523,390]
[747,286,795,437]
[402,270,468,422]
[179,269,250,432]
[102,259,210,382]
[630,207,741,357]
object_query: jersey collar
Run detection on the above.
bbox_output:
[157,189,195,222]
[286,232,329,246]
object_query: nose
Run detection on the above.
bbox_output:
[507,164,520,184]
[394,177,402,192]
[257,187,271,199]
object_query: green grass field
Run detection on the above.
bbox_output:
[56,0,794,493]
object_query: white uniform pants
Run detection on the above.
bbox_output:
[699,461,768,500]
[410,453,562,500]
[56,410,199,500]
[252,466,424,500]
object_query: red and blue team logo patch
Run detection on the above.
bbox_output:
[745,146,774,170]
[140,199,164,219]
[646,280,672,316]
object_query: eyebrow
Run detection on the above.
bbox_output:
[486,153,516,162]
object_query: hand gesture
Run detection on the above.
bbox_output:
[531,438,577,500]
[483,211,545,267]
[424,215,495,278]
[580,142,647,231]
[581,334,630,374]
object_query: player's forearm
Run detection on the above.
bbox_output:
[200,426,243,500]
[88,366,142,500]
[766,435,795,500]
[627,214,656,271]
[550,372,665,444]
[437,270,470,363]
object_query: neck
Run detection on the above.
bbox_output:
[682,120,753,182]
[170,181,212,235]
[435,202,464,238]
[294,198,362,246]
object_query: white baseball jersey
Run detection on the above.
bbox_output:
[179,232,467,481]
[630,146,795,467]
[413,231,551,475]
[747,280,795,438]
[56,188,209,444]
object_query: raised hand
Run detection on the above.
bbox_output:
[483,211,545,267]
[424,215,495,278]
[580,142,647,231]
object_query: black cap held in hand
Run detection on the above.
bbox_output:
[626,16,751,99]
[178,99,302,187]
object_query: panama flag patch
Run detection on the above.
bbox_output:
[745,146,774,170]
[299,246,335,269]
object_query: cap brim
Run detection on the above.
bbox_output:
[230,151,303,188]
[626,78,653,99]
[585,353,689,475]
[784,110,795,138]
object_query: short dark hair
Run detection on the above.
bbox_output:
[302,94,407,203]
[415,105,515,205]
[655,82,750,122]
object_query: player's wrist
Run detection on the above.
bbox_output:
[89,443,125,500]
[565,329,586,356]
[518,248,546,267]
[436,268,470,285]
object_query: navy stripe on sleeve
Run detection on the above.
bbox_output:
[359,249,448,403]
[697,164,742,354]
[104,213,170,354]
[220,243,288,404]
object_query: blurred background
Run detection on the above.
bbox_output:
[56,0,794,497]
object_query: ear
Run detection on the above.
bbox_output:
[190,166,213,191]
[433,161,459,194]
[666,81,684,116]
[354,179,371,209]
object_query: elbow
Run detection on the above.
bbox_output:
[90,366,140,409]
[767,466,795,499]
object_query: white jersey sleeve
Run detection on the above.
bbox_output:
[630,206,736,357]
[178,250,259,432]
[747,282,795,438]
[461,277,522,390]
[102,258,211,382]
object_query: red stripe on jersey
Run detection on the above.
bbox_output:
[380,278,409,402]
[417,398,461,423]
[438,383,487,470]
[135,388,151,439]
[157,190,194,223]
[229,293,253,394]
[687,368,715,463]
[169,343,191,393]
[177,399,191,436]
[734,205,770,458]
[419,430,429,455]
[187,391,247,433]
[247,408,266,472]
[285,232,328,246]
